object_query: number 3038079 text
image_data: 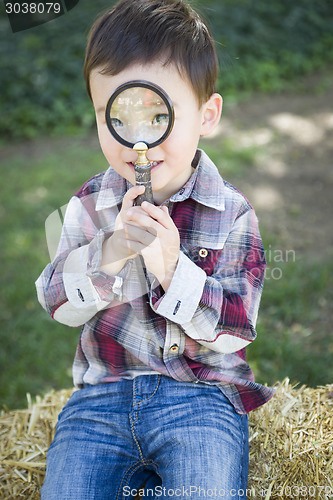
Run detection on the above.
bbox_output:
[5,2,61,14]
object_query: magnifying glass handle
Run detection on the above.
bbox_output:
[133,142,154,205]
[134,163,154,205]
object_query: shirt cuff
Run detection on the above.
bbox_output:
[63,244,111,308]
[87,229,132,302]
[150,251,206,324]
[63,230,127,307]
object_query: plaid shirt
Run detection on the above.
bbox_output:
[36,149,274,414]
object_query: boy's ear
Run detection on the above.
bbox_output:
[200,93,223,136]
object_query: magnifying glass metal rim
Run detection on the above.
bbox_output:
[105,80,175,149]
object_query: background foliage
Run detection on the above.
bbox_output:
[0,0,333,140]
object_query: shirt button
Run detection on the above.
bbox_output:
[179,188,185,195]
[170,344,179,352]
[199,248,208,258]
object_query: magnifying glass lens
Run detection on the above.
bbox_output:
[106,82,174,148]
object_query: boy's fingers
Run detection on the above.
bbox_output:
[124,223,157,245]
[122,185,145,210]
[141,201,171,229]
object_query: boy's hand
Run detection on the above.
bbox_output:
[124,200,180,291]
[101,185,154,274]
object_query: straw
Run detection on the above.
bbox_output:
[1,379,332,499]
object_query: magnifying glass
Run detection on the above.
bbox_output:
[105,81,174,205]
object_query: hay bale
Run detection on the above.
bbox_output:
[248,379,333,499]
[1,379,332,499]
[0,389,74,499]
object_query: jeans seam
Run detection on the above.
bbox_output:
[238,415,248,497]
[134,374,161,404]
[131,375,161,424]
[130,412,147,464]
[130,376,161,466]
[116,460,155,500]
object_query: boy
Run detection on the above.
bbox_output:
[36,0,275,498]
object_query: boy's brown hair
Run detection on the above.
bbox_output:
[83,0,218,106]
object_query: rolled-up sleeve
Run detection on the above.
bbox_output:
[35,196,128,327]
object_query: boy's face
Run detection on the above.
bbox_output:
[90,61,221,204]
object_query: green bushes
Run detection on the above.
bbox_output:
[203,0,333,93]
[1,0,332,139]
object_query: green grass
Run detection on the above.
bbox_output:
[0,136,106,410]
[249,256,333,388]
[1,133,332,409]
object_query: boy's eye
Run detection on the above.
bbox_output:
[152,114,169,126]
[111,118,123,128]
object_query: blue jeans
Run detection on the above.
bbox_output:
[41,375,249,499]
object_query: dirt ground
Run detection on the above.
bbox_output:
[204,73,333,261]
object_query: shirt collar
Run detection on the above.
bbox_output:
[95,148,225,212]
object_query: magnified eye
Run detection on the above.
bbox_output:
[152,114,169,126]
[111,118,123,128]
